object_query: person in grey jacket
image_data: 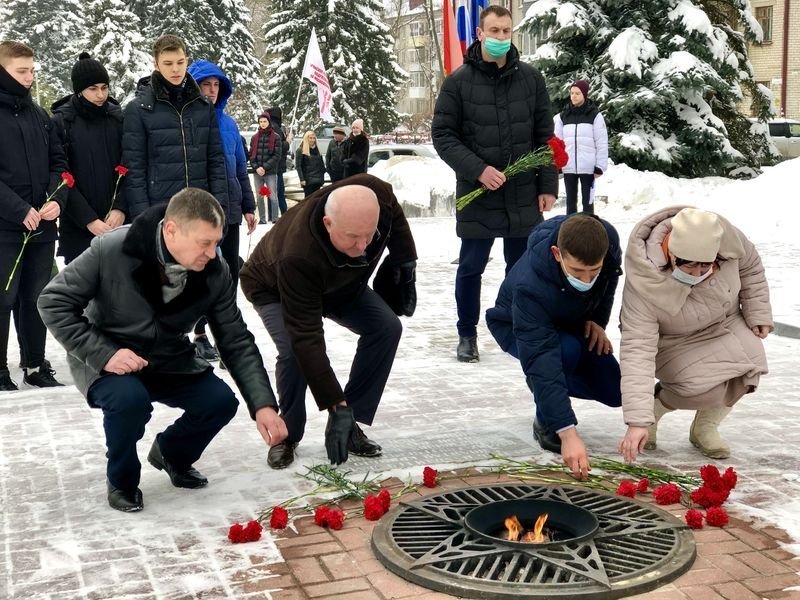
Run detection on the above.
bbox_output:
[38,188,287,513]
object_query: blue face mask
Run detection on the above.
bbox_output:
[483,37,511,58]
[565,272,599,292]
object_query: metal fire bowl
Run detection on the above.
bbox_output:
[464,498,599,548]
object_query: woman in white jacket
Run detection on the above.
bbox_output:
[553,80,608,214]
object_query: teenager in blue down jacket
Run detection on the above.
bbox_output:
[486,214,622,480]
[187,59,256,285]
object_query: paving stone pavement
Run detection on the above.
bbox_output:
[1,216,799,599]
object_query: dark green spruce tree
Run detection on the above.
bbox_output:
[519,0,778,177]
[264,0,405,135]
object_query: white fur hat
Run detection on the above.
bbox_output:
[669,208,724,262]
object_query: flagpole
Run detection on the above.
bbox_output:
[287,77,304,140]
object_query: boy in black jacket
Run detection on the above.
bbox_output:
[0,41,68,390]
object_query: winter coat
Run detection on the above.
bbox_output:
[38,204,277,418]
[553,100,608,175]
[187,60,255,225]
[249,127,282,176]
[432,41,558,239]
[267,107,290,173]
[620,206,772,426]
[51,94,125,259]
[295,146,325,188]
[486,215,622,432]
[326,139,346,181]
[342,133,369,178]
[121,72,229,219]
[239,174,417,411]
[0,67,68,244]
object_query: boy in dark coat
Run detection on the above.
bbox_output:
[486,214,622,480]
[51,53,126,264]
[0,41,68,390]
[432,5,558,364]
[38,189,287,512]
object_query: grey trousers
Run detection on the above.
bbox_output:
[254,289,402,443]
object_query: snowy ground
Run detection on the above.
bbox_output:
[1,159,799,598]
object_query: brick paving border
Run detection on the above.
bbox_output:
[256,470,800,600]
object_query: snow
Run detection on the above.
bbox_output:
[606,27,658,79]
[668,0,727,63]
[2,158,800,596]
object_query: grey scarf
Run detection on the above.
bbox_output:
[156,221,189,303]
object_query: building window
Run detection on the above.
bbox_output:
[755,6,773,42]
[409,20,426,38]
[410,71,427,88]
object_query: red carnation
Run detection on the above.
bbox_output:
[705,506,729,527]
[423,466,438,488]
[700,464,721,483]
[114,165,129,176]
[546,137,569,169]
[326,508,345,530]
[314,505,331,527]
[685,509,704,529]
[61,171,75,188]
[364,494,385,521]
[636,478,650,493]
[258,184,271,197]
[243,520,263,542]
[269,506,289,529]
[615,480,637,498]
[721,467,738,490]
[378,489,391,512]
[653,483,682,505]
[228,523,244,543]
[691,480,731,508]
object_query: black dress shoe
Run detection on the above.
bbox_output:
[533,419,562,454]
[267,441,297,469]
[147,438,208,488]
[107,480,143,512]
[194,335,219,361]
[457,336,479,363]
[348,424,382,458]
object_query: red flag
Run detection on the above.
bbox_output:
[443,0,463,74]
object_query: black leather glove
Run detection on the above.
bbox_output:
[393,261,417,317]
[325,405,354,465]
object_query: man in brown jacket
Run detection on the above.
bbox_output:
[240,174,417,468]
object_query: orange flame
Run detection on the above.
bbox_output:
[504,513,550,543]
[522,513,549,543]
[504,515,524,541]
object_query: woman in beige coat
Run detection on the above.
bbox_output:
[618,206,772,462]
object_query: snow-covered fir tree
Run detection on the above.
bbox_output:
[264,0,405,135]
[131,0,223,63]
[211,0,266,125]
[519,0,777,177]
[85,0,152,104]
[3,0,87,100]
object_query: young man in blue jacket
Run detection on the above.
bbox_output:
[486,214,622,480]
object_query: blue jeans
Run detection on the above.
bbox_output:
[277,172,288,214]
[455,237,527,337]
[88,369,238,490]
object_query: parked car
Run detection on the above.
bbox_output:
[367,143,438,168]
[767,119,800,158]
[282,143,438,204]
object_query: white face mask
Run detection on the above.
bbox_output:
[672,266,713,286]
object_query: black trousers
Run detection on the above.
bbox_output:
[455,237,527,338]
[254,288,402,443]
[0,240,54,370]
[563,173,595,214]
[303,182,323,197]
[87,369,238,490]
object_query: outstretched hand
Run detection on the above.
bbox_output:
[560,429,591,481]
[325,405,354,465]
[618,426,649,463]
[255,407,288,447]
[585,321,612,355]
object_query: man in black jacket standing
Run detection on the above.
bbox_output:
[432,5,558,364]
[0,41,68,391]
[122,34,229,361]
[38,189,287,512]
[326,126,347,183]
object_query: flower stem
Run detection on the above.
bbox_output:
[4,231,41,292]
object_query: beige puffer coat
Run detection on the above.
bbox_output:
[620,206,772,426]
